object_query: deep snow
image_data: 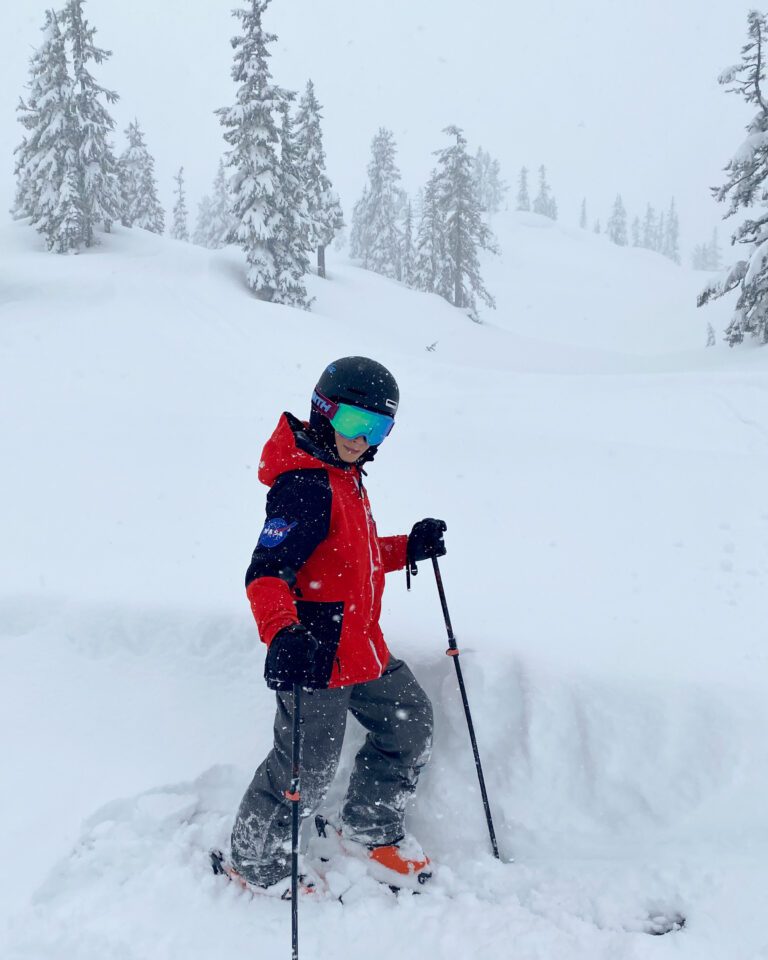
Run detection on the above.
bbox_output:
[2,213,768,959]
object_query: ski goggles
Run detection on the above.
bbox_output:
[312,389,395,446]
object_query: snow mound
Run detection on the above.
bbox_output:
[6,766,692,960]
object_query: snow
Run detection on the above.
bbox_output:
[2,212,768,958]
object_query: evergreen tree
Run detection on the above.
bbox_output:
[642,204,657,249]
[401,199,415,288]
[607,194,628,246]
[473,148,507,213]
[662,198,680,263]
[271,97,312,308]
[61,0,120,245]
[432,125,499,317]
[349,185,370,260]
[294,79,343,279]
[216,0,283,299]
[631,216,641,247]
[13,10,82,252]
[516,166,530,211]
[487,158,508,213]
[699,10,768,344]
[533,165,557,219]
[693,229,724,270]
[580,198,587,229]
[193,195,214,246]
[593,219,601,234]
[473,148,491,211]
[118,119,164,233]
[655,211,665,254]
[171,167,189,241]
[203,159,235,249]
[361,128,403,279]
[413,172,447,296]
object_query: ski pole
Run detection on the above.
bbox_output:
[284,684,303,960]
[431,556,500,860]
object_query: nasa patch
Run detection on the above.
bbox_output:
[258,517,298,548]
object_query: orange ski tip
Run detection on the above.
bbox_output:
[369,845,431,876]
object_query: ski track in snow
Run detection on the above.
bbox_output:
[2,215,768,959]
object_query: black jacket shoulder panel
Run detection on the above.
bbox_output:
[245,468,332,589]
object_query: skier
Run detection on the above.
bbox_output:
[229,357,447,895]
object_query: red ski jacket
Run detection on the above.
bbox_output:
[245,413,408,688]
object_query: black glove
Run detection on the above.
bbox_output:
[264,623,322,691]
[406,518,447,577]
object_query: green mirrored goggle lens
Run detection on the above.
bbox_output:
[330,403,394,446]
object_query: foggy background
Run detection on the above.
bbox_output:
[1,0,759,257]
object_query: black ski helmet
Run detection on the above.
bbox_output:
[311,357,399,420]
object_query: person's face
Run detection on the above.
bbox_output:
[334,431,370,464]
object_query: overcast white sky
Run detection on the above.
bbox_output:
[1,0,761,256]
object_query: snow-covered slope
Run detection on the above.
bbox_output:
[2,214,767,959]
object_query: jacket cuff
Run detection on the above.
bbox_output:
[378,534,409,574]
[246,576,299,645]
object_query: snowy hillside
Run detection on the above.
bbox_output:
[2,213,768,960]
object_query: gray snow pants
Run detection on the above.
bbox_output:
[230,656,433,886]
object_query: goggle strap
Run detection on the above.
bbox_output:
[311,388,339,420]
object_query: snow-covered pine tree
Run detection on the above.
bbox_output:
[699,11,768,344]
[533,165,557,219]
[472,148,491,210]
[579,198,587,229]
[473,149,507,213]
[593,219,601,234]
[349,185,370,260]
[271,96,312,308]
[13,10,83,252]
[361,128,403,279]
[216,0,283,300]
[486,158,508,214]
[402,199,415,288]
[413,171,446,296]
[693,229,724,270]
[203,159,234,249]
[662,198,680,263]
[432,125,499,317]
[516,166,530,211]
[607,194,628,246]
[631,216,641,247]
[118,119,164,233]
[642,204,657,249]
[61,0,120,246]
[171,167,189,241]
[294,79,343,278]
[193,195,214,246]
